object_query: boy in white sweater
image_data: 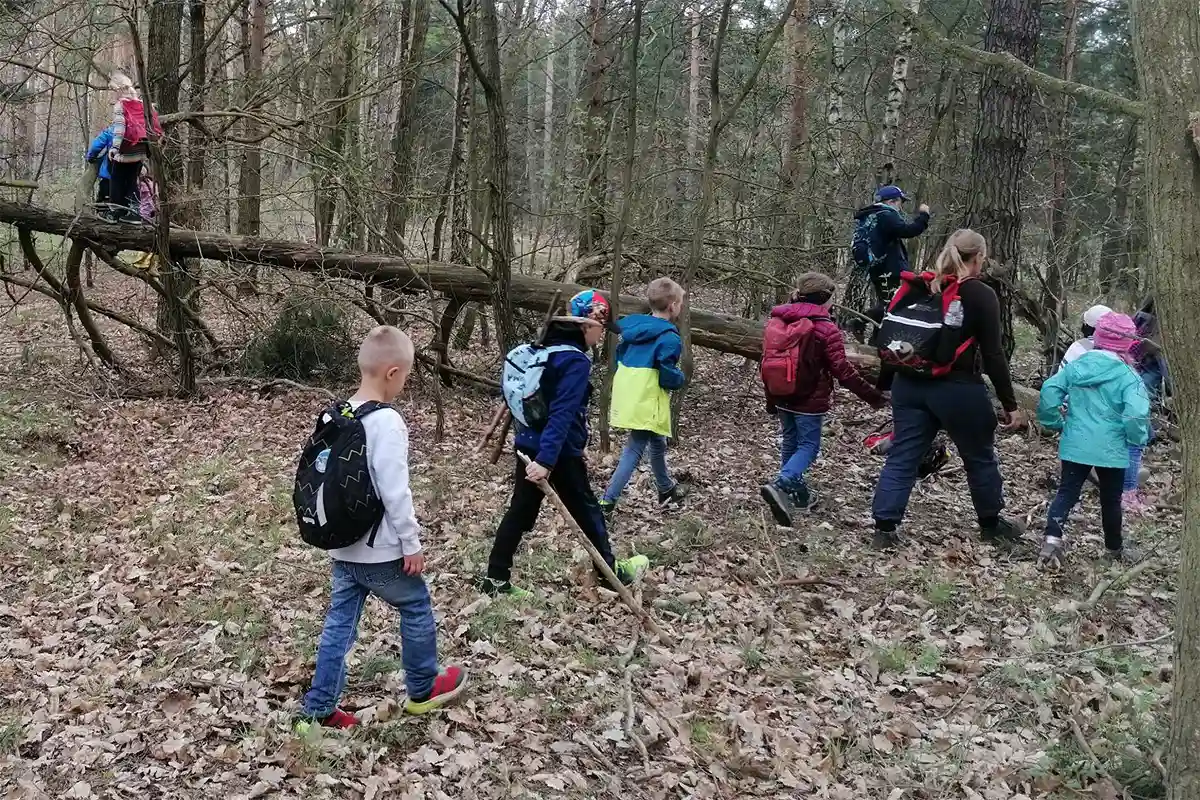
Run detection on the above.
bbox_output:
[299,326,466,729]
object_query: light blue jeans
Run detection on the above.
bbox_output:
[1124,445,1144,492]
[303,560,438,717]
[777,411,824,492]
[603,429,674,503]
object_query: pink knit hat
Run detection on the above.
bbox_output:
[1094,311,1138,360]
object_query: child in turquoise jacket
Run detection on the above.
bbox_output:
[1036,312,1150,567]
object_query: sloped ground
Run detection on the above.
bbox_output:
[0,280,1180,800]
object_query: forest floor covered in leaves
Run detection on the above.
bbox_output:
[0,275,1182,800]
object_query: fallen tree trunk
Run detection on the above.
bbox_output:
[0,199,1042,411]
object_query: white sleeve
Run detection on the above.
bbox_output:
[370,411,423,556]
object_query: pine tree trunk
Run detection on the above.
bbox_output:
[236,0,265,239]
[576,0,611,257]
[962,0,1044,358]
[383,0,430,247]
[1131,0,1200,795]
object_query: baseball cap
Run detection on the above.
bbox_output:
[875,185,909,202]
[1082,304,1113,328]
[554,289,620,333]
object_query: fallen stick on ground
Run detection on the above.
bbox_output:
[516,451,672,645]
[475,405,506,452]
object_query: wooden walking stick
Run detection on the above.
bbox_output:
[482,290,564,464]
[517,451,672,645]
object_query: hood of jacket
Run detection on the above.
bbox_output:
[1068,349,1134,387]
[770,302,831,323]
[618,314,677,344]
[854,203,890,221]
[542,321,588,351]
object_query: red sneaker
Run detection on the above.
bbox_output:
[404,665,469,715]
[319,708,359,729]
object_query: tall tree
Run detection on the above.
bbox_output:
[236,0,266,238]
[575,0,612,257]
[962,0,1044,357]
[383,0,431,246]
[879,0,919,185]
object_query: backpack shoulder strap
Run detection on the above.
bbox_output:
[352,400,393,420]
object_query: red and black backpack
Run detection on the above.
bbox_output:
[760,314,825,399]
[875,271,975,377]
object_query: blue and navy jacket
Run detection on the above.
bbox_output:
[86,127,115,180]
[515,324,594,468]
[853,203,930,277]
[609,314,685,437]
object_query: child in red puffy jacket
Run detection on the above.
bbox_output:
[760,272,885,526]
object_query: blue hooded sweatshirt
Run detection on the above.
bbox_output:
[1037,349,1151,469]
[86,127,115,180]
[515,323,594,468]
[609,314,685,437]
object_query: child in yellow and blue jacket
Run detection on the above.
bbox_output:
[600,277,688,517]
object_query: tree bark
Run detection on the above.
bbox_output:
[1098,120,1138,303]
[1041,0,1079,373]
[962,0,1044,358]
[576,0,611,257]
[185,0,206,205]
[236,0,265,238]
[432,42,471,262]
[1130,0,1200,795]
[822,0,849,249]
[880,0,919,184]
[383,0,430,246]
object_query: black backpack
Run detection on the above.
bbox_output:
[293,400,390,550]
[875,273,974,377]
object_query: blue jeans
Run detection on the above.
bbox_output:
[1046,460,1124,551]
[873,375,1004,525]
[1124,445,1143,492]
[603,430,674,503]
[777,412,823,491]
[303,560,438,716]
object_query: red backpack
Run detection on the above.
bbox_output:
[876,272,975,377]
[760,315,824,398]
[119,98,163,152]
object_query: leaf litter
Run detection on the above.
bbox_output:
[0,293,1182,799]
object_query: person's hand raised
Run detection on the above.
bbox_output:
[918,203,931,215]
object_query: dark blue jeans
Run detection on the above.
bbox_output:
[603,430,674,503]
[1046,460,1123,551]
[872,375,1004,525]
[303,560,439,716]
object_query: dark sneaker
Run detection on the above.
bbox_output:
[980,516,1025,545]
[760,483,794,527]
[614,554,650,585]
[599,500,616,523]
[789,483,814,512]
[872,527,900,550]
[404,665,468,715]
[476,576,532,598]
[657,484,688,510]
[1105,540,1142,564]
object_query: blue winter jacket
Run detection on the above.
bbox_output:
[515,324,594,468]
[1037,349,1151,469]
[609,314,685,437]
[86,127,114,180]
[853,203,930,277]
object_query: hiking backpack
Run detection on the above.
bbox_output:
[760,316,825,398]
[876,272,975,377]
[293,400,390,550]
[502,344,578,428]
[851,210,883,272]
[118,98,164,153]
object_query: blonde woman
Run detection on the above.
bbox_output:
[105,73,161,222]
[871,229,1026,549]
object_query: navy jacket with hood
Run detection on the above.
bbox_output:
[854,203,930,277]
[515,323,593,468]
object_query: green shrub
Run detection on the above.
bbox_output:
[242,299,357,384]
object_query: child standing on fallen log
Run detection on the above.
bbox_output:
[1036,312,1151,568]
[479,290,650,597]
[599,277,689,519]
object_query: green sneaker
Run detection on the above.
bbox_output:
[476,576,533,598]
[615,554,650,586]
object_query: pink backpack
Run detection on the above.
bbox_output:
[138,174,158,221]
[119,98,163,152]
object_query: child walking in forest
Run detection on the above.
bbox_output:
[1036,312,1151,568]
[295,326,467,728]
[760,272,885,527]
[479,290,650,597]
[599,277,688,519]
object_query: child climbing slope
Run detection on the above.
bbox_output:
[1037,312,1151,567]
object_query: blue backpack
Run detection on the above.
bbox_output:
[851,210,884,272]
[502,344,578,428]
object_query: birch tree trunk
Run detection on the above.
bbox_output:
[1130,0,1200,794]
[822,0,849,246]
[880,0,919,184]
